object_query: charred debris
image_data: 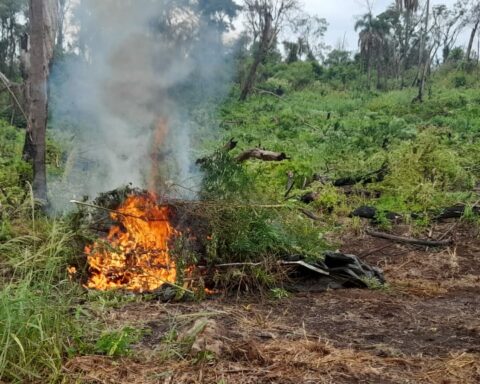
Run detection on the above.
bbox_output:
[70,185,385,300]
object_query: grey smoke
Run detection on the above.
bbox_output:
[50,0,232,209]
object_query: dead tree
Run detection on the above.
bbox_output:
[239,10,272,101]
[466,20,479,61]
[240,0,299,101]
[23,0,58,203]
[466,2,480,61]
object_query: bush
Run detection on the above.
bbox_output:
[272,62,316,89]
[0,218,84,383]
[453,74,467,88]
[380,128,474,211]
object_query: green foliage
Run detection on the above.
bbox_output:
[361,277,390,291]
[270,287,290,299]
[94,327,142,357]
[220,63,480,220]
[381,128,474,211]
[453,74,467,88]
[310,183,346,213]
[0,216,84,383]
[272,61,317,89]
[0,121,31,198]
[199,150,253,200]
[199,145,331,265]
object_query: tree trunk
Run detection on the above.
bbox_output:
[466,20,479,61]
[400,11,412,88]
[56,0,67,54]
[416,0,430,103]
[23,0,57,203]
[239,11,272,101]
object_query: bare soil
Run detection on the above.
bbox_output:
[64,222,480,383]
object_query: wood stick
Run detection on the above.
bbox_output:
[285,170,295,198]
[70,200,167,222]
[235,148,289,163]
[366,229,453,247]
[0,71,28,122]
[167,199,287,209]
[253,87,283,99]
[215,262,264,267]
[299,208,322,221]
[196,138,238,165]
[359,243,395,257]
[215,260,329,275]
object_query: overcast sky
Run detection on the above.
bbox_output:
[301,0,469,50]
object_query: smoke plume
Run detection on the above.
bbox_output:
[50,0,232,209]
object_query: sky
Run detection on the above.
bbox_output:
[301,0,469,51]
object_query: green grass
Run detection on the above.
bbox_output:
[0,216,82,383]
[0,62,480,382]
[216,63,480,215]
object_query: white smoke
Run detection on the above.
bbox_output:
[50,0,232,209]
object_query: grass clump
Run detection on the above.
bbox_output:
[0,217,83,383]
[380,128,474,212]
[94,327,142,357]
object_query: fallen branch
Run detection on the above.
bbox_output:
[435,203,480,220]
[366,229,453,247]
[299,208,322,221]
[0,71,28,122]
[70,200,168,222]
[196,138,238,165]
[215,260,329,275]
[253,86,283,99]
[333,163,388,187]
[235,148,289,163]
[359,243,395,258]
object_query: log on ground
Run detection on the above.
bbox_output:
[235,148,289,163]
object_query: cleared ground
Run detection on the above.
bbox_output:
[65,222,480,384]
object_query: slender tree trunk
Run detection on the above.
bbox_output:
[416,0,430,103]
[56,0,67,54]
[8,18,16,78]
[23,0,57,203]
[239,11,272,101]
[466,20,479,61]
[400,11,411,88]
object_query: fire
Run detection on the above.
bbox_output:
[85,193,178,292]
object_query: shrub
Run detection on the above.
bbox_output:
[380,128,474,211]
[94,327,141,357]
[453,74,467,88]
[0,218,84,383]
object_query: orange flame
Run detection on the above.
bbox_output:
[85,193,178,292]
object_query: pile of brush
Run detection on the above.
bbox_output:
[70,185,385,298]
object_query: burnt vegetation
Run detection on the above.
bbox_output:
[1,0,480,383]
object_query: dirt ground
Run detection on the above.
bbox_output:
[64,222,480,384]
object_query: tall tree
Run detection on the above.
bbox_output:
[198,0,242,33]
[23,0,58,203]
[55,0,69,54]
[289,13,328,61]
[240,6,272,100]
[466,1,480,61]
[433,1,469,63]
[0,0,28,78]
[355,12,390,88]
[240,0,299,100]
[415,0,430,102]
[395,0,419,85]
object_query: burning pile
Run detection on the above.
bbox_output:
[85,193,178,292]
[78,189,386,296]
